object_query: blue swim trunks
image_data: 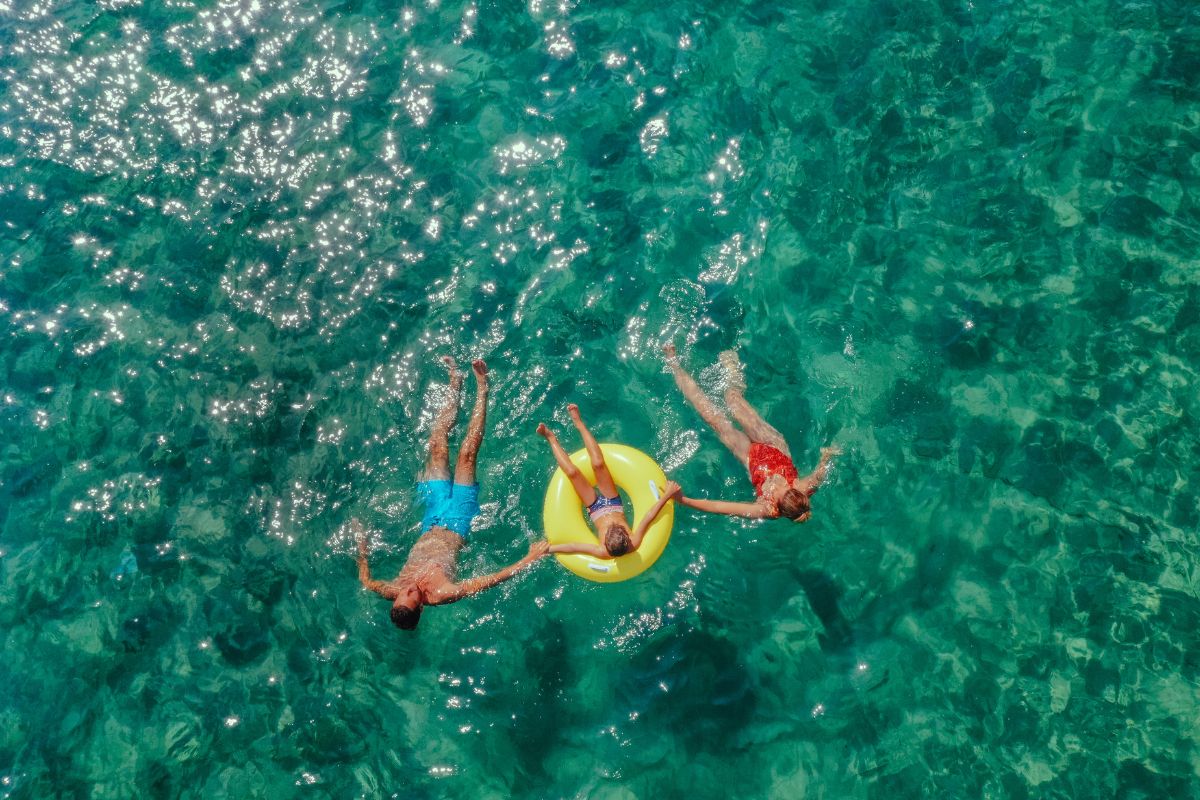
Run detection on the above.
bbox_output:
[416,480,480,538]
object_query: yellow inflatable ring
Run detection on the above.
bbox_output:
[543,443,674,583]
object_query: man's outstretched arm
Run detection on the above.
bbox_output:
[354,521,399,599]
[429,541,549,604]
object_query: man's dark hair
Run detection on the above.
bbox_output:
[604,524,634,557]
[777,488,811,521]
[391,603,422,630]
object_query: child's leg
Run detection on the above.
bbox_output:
[423,357,464,481]
[720,350,790,454]
[454,360,489,484]
[663,344,751,462]
[568,403,619,498]
[537,423,598,506]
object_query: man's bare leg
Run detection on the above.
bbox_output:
[423,357,463,481]
[663,344,751,463]
[568,403,618,498]
[536,423,598,506]
[720,350,790,454]
[454,359,489,485]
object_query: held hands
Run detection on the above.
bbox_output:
[665,478,690,505]
[820,445,843,460]
[526,540,551,561]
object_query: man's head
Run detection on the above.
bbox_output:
[776,487,812,522]
[603,524,634,557]
[390,585,424,630]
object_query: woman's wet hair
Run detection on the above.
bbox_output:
[604,524,634,556]
[391,603,422,630]
[777,488,811,521]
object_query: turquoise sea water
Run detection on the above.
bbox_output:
[3,0,1200,796]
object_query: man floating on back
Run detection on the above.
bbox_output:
[353,358,548,630]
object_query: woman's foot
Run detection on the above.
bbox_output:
[662,343,679,365]
[567,402,581,422]
[719,349,745,391]
[536,422,552,438]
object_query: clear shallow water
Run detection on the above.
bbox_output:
[2,0,1199,796]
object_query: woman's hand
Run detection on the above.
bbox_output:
[662,480,683,499]
[526,540,551,560]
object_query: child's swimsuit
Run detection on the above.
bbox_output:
[748,442,798,497]
[587,493,624,521]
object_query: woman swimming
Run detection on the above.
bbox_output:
[663,344,839,522]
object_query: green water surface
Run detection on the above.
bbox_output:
[2,0,1200,797]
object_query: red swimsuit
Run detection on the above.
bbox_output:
[748,442,798,497]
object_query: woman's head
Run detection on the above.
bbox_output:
[603,524,634,556]
[776,488,811,522]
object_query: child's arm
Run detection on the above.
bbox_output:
[797,446,841,494]
[630,481,682,548]
[548,541,611,559]
[677,494,773,519]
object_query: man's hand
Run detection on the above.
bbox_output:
[350,519,370,557]
[526,540,550,560]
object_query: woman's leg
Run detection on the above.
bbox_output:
[537,423,598,506]
[663,344,751,462]
[720,350,790,454]
[423,357,463,481]
[453,360,490,484]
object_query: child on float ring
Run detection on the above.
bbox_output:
[537,403,681,558]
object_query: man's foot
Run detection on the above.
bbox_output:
[662,343,678,364]
[719,349,745,391]
[443,356,463,390]
[536,422,552,438]
[471,359,488,395]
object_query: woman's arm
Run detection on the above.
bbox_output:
[548,541,611,559]
[677,494,773,519]
[797,446,841,494]
[630,481,682,548]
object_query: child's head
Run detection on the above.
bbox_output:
[776,488,812,522]
[603,524,634,556]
